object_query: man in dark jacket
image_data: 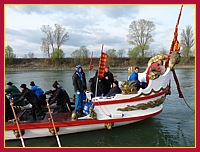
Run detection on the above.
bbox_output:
[104,67,114,95]
[106,80,122,97]
[72,65,87,114]
[46,81,72,113]
[5,96,14,122]
[5,82,26,106]
[13,84,44,120]
[90,70,106,97]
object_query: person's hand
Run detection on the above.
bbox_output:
[10,101,14,106]
[105,76,109,80]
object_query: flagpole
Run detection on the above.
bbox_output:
[95,44,104,97]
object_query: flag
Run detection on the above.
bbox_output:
[165,5,183,68]
[89,52,93,71]
[97,52,108,78]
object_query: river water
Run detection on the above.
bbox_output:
[5,68,195,147]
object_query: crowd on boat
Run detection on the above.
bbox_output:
[5,60,165,122]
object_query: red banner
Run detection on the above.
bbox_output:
[165,5,182,68]
[89,51,93,70]
[97,52,108,78]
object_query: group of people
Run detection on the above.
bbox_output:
[5,61,164,122]
[5,80,72,121]
[72,65,122,115]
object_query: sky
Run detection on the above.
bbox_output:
[5,4,195,58]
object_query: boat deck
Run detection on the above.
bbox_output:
[6,112,75,125]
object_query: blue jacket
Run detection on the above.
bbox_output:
[30,85,44,97]
[128,71,140,86]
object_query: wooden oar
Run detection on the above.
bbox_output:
[46,99,61,147]
[9,98,25,147]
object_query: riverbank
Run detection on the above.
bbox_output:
[5,57,195,72]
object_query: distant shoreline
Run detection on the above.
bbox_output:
[5,65,195,72]
[5,57,195,72]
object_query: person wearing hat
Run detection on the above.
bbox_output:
[30,81,46,105]
[72,65,87,115]
[13,84,44,120]
[5,82,26,106]
[106,80,122,97]
[45,81,72,113]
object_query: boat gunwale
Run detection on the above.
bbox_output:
[5,108,163,131]
[93,86,169,106]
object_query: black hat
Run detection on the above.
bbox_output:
[30,81,35,86]
[52,81,59,88]
[20,84,27,89]
[6,82,13,86]
[113,80,119,86]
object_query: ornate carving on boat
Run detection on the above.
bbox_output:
[148,54,168,67]
[48,128,59,135]
[169,51,181,70]
[13,130,25,138]
[117,96,166,111]
[89,106,97,120]
[121,81,138,94]
[148,67,161,80]
[104,122,113,130]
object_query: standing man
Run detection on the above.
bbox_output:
[30,81,46,106]
[104,67,114,95]
[13,84,44,120]
[72,65,87,115]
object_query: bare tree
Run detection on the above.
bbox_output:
[180,25,194,57]
[117,49,126,58]
[41,25,54,53]
[54,24,69,50]
[41,38,50,58]
[40,24,69,58]
[127,19,155,58]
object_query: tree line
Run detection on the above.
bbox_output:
[5,19,194,65]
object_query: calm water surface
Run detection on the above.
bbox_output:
[5,68,195,147]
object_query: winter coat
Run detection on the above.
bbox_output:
[14,88,40,107]
[128,71,140,87]
[106,86,122,97]
[72,71,87,92]
[30,85,44,97]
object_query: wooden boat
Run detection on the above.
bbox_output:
[5,6,185,146]
[5,66,174,140]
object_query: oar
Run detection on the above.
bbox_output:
[46,99,61,147]
[9,98,26,147]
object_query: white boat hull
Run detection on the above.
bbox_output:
[5,68,171,140]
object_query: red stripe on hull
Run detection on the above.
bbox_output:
[5,109,162,131]
[94,87,169,106]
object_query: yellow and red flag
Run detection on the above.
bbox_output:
[89,51,94,71]
[97,44,108,78]
[97,52,108,78]
[165,5,183,68]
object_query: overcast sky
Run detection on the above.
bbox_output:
[5,4,195,58]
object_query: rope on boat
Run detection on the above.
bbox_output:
[9,98,26,147]
[172,69,193,111]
